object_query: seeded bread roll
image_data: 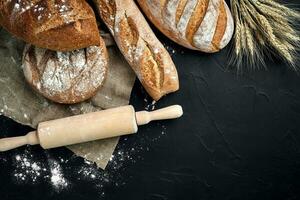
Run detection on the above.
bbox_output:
[22,41,108,104]
[137,0,234,53]
[0,0,101,51]
[93,0,179,101]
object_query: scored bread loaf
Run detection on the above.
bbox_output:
[137,0,234,53]
[22,40,108,104]
[0,0,100,51]
[93,0,179,101]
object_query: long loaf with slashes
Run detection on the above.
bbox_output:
[137,0,234,53]
[93,0,179,101]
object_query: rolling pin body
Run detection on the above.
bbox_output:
[0,105,183,151]
[38,105,137,149]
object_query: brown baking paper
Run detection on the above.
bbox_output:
[0,28,136,169]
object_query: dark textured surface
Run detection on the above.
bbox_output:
[1,1,300,199]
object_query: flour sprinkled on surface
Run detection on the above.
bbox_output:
[13,151,45,183]
[49,159,69,190]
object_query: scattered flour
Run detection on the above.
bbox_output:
[164,44,178,55]
[49,159,69,190]
[1,103,168,196]
[11,150,68,191]
[13,151,45,184]
[1,124,168,196]
[144,99,157,111]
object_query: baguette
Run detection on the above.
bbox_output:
[137,0,234,53]
[93,0,179,101]
[0,0,101,51]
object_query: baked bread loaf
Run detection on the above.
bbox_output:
[137,0,234,53]
[93,0,179,100]
[22,40,108,104]
[0,0,100,51]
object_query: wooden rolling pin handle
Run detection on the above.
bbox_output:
[136,105,183,125]
[0,131,39,152]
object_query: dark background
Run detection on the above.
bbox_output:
[1,1,300,199]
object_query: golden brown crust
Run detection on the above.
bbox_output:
[0,0,100,51]
[176,0,188,25]
[140,0,195,49]
[186,0,209,45]
[22,38,108,104]
[137,0,234,53]
[118,16,139,61]
[211,0,227,51]
[94,0,116,31]
[117,15,163,93]
[94,0,179,100]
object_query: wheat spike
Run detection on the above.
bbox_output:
[256,14,276,41]
[255,31,265,46]
[256,14,292,62]
[235,23,242,56]
[239,0,258,30]
[281,40,296,52]
[253,1,288,22]
[253,0,300,47]
[230,1,244,70]
[259,0,300,19]
[271,39,294,63]
[240,23,247,52]
[230,0,300,70]
[272,21,300,43]
[244,23,255,58]
[232,2,242,56]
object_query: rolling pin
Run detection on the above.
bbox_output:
[0,105,183,151]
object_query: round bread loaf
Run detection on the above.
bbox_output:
[22,42,108,104]
[0,0,101,51]
[137,0,234,53]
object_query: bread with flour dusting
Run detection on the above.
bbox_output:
[137,0,234,53]
[22,41,108,104]
[0,0,100,51]
[93,0,179,101]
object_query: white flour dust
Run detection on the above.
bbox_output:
[144,98,156,111]
[166,45,177,55]
[13,151,46,183]
[11,150,69,191]
[163,43,185,55]
[0,117,169,196]
[1,148,137,194]
[49,159,69,189]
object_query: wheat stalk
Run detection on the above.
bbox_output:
[259,0,300,19]
[230,0,300,71]
[271,21,300,43]
[232,3,241,56]
[254,1,288,22]
[256,32,265,46]
[245,23,254,58]
[253,1,299,34]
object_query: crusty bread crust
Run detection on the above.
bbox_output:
[0,0,101,51]
[93,0,179,101]
[185,0,209,45]
[210,0,227,51]
[137,0,234,53]
[22,38,108,104]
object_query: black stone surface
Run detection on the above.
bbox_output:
[0,1,300,199]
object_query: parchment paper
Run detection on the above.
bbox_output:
[0,28,136,169]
